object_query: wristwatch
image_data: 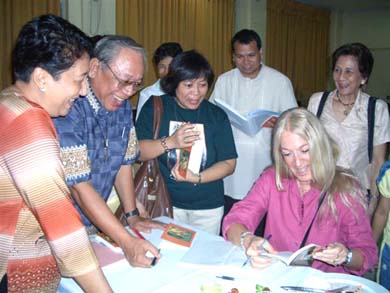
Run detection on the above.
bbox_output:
[239,231,252,250]
[125,208,140,218]
[343,248,353,265]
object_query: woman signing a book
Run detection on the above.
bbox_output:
[223,108,377,275]
[136,50,237,235]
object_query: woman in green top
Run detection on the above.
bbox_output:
[136,50,237,235]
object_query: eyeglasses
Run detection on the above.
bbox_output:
[101,61,143,91]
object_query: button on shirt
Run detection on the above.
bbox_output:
[53,80,140,226]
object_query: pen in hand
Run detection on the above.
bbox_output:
[132,228,160,266]
[131,227,145,240]
[242,234,272,267]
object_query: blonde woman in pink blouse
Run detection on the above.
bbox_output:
[223,108,377,275]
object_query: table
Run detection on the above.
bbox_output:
[58,217,386,293]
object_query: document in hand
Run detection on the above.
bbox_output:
[169,121,206,177]
[262,243,318,266]
[214,98,279,136]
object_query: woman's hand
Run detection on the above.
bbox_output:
[169,123,200,149]
[312,242,348,266]
[245,236,277,269]
[170,164,199,183]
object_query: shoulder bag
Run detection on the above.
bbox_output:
[116,96,173,221]
[134,96,173,218]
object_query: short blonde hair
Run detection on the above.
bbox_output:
[272,108,366,218]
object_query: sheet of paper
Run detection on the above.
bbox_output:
[180,235,246,266]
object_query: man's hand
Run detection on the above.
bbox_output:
[120,235,161,267]
[126,215,166,233]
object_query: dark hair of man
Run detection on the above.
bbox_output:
[231,29,262,52]
[12,14,92,82]
[152,42,183,66]
[332,42,374,83]
[160,50,214,97]
[93,35,146,68]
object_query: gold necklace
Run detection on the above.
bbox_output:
[336,91,355,116]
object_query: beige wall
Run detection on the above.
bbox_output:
[235,0,267,61]
[329,9,390,100]
[62,0,116,36]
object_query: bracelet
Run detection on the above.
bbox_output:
[239,231,252,251]
[343,248,353,265]
[125,208,140,218]
[160,136,170,153]
[193,173,202,186]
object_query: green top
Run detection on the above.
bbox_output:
[136,95,237,209]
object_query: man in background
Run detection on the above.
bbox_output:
[136,42,183,120]
[210,29,297,235]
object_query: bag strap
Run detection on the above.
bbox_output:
[316,91,330,118]
[152,96,163,139]
[299,191,327,248]
[367,96,377,164]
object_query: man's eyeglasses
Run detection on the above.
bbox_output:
[101,61,143,91]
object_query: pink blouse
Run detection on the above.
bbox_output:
[223,167,378,275]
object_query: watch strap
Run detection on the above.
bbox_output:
[125,208,140,218]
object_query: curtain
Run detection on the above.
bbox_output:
[116,0,234,106]
[0,0,60,90]
[266,0,330,106]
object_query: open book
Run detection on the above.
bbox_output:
[214,98,279,136]
[262,243,318,266]
[169,121,206,177]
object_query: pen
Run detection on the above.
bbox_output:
[132,228,160,266]
[216,275,235,281]
[242,234,272,267]
[151,248,160,267]
[132,227,146,240]
[121,127,126,139]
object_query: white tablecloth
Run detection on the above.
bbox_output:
[58,217,386,293]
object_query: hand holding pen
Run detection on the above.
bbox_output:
[242,234,275,268]
[130,227,161,267]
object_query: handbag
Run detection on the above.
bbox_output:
[116,96,173,221]
[135,96,173,218]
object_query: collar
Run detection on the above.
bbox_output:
[237,63,264,80]
[86,78,108,117]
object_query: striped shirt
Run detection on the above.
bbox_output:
[0,86,99,292]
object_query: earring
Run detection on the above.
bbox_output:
[39,87,46,92]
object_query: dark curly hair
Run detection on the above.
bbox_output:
[160,50,214,97]
[12,14,92,82]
